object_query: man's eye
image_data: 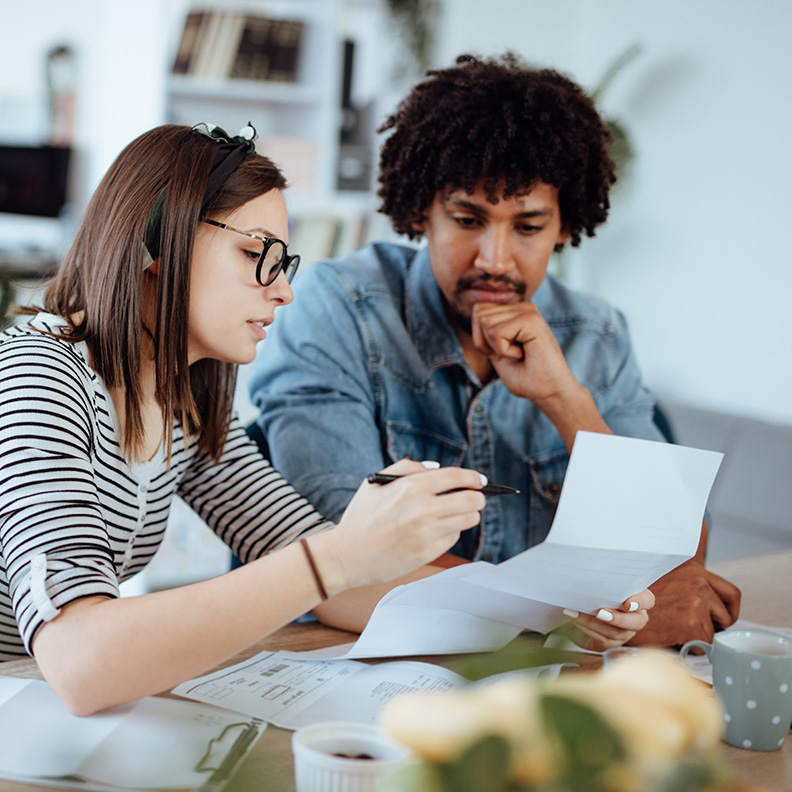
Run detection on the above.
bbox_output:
[453,215,479,228]
[518,224,542,234]
[243,249,261,261]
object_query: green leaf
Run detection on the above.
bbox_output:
[452,635,570,682]
[590,43,643,105]
[381,760,447,792]
[540,694,627,792]
[652,753,737,792]
[442,734,513,792]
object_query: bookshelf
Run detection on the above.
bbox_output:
[165,0,384,233]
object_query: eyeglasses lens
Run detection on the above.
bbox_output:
[257,240,284,286]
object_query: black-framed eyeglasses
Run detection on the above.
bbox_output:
[201,218,301,287]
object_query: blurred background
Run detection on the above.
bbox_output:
[1,0,790,586]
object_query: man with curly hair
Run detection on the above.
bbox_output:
[250,54,740,648]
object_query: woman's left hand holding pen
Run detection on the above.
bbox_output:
[308,459,487,594]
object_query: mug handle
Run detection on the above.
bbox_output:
[679,639,712,661]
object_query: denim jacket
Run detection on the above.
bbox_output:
[250,242,663,563]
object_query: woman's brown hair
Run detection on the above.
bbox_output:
[41,124,287,462]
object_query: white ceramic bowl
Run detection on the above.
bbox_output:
[292,721,410,792]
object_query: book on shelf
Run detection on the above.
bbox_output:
[288,214,371,269]
[267,19,304,82]
[188,12,225,78]
[172,10,304,83]
[172,10,207,75]
[229,15,274,81]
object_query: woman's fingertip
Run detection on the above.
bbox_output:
[563,608,579,619]
[479,473,488,487]
[421,460,440,469]
[626,601,639,612]
[596,609,614,623]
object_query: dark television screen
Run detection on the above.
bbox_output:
[0,144,72,219]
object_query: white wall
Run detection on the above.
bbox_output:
[0,0,169,213]
[3,0,791,425]
[437,0,792,425]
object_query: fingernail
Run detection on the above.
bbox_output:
[421,460,440,469]
[627,601,639,612]
[563,608,579,619]
[596,609,614,622]
[479,474,488,486]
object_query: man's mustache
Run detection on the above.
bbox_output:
[455,272,527,297]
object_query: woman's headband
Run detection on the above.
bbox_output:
[142,122,258,267]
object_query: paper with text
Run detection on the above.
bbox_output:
[172,649,465,729]
[292,432,723,660]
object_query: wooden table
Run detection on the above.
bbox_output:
[1,551,790,792]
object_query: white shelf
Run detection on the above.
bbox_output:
[166,0,384,213]
[168,74,323,106]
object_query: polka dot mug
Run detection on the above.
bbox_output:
[681,630,792,751]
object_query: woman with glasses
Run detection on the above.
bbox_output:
[0,123,491,715]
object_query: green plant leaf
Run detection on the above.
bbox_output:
[441,734,514,792]
[540,694,627,792]
[590,43,643,105]
[451,636,570,682]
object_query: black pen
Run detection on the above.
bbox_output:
[366,473,520,497]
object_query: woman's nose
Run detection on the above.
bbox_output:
[264,270,294,305]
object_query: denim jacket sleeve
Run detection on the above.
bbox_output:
[248,260,387,523]
[585,307,664,443]
[537,276,663,445]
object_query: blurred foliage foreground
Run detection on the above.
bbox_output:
[379,650,741,792]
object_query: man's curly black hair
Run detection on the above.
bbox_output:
[377,53,616,247]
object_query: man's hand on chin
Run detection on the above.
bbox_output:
[627,558,742,648]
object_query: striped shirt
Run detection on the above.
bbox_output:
[0,314,333,659]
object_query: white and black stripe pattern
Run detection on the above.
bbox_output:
[0,314,333,660]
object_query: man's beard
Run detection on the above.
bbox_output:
[449,272,527,335]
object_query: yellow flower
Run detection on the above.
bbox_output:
[380,677,554,785]
[379,650,725,791]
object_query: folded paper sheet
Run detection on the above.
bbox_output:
[0,677,263,791]
[295,432,723,660]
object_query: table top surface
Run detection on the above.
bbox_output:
[1,550,790,792]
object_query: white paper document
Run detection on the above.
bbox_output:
[0,676,264,791]
[173,650,572,729]
[172,649,466,729]
[294,432,723,660]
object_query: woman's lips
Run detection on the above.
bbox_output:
[248,319,272,340]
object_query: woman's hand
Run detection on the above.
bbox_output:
[555,589,656,653]
[309,459,486,594]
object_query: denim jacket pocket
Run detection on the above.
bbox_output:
[386,421,467,468]
[526,447,569,544]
